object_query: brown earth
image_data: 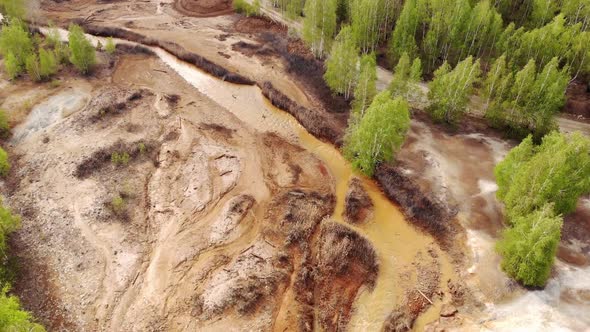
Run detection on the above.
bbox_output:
[564,80,590,119]
[174,0,233,18]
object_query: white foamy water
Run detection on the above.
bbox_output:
[467,228,590,332]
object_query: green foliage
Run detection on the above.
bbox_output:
[351,53,377,119]
[494,135,535,202]
[501,14,590,77]
[0,148,10,177]
[0,110,10,138]
[410,57,422,81]
[111,152,130,166]
[105,37,116,55]
[286,0,304,19]
[233,0,260,17]
[496,203,562,287]
[388,0,420,63]
[0,286,45,332]
[0,0,26,20]
[497,132,590,221]
[350,0,398,53]
[25,52,40,82]
[111,195,126,214]
[0,19,33,78]
[485,57,570,138]
[68,24,96,75]
[3,52,20,80]
[343,92,410,176]
[427,56,481,124]
[39,48,58,79]
[138,142,146,155]
[495,132,590,287]
[324,26,358,99]
[388,52,414,97]
[303,0,337,57]
[0,185,43,331]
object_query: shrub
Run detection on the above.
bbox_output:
[0,19,33,77]
[0,148,10,177]
[111,151,130,165]
[105,37,116,55]
[0,0,26,19]
[39,48,58,79]
[111,195,126,214]
[0,110,10,138]
[0,286,45,331]
[233,0,259,17]
[138,143,146,155]
[496,204,562,287]
[25,53,40,82]
[3,52,20,80]
[68,24,96,74]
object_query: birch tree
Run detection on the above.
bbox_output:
[427,56,481,124]
[324,26,358,99]
[351,52,377,119]
[388,0,420,63]
[303,0,338,57]
[388,52,411,97]
[344,92,410,176]
[350,0,398,53]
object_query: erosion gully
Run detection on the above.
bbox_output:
[44,27,455,330]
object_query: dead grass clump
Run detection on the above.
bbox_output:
[275,190,335,245]
[76,23,255,85]
[375,163,455,240]
[259,82,342,145]
[231,41,275,58]
[384,249,441,332]
[114,44,155,56]
[318,222,379,288]
[75,139,160,178]
[343,177,373,224]
[199,122,235,139]
[87,89,149,123]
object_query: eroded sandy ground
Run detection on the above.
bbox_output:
[3,48,447,330]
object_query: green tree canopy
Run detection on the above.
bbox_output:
[496,203,562,287]
[68,24,96,74]
[302,0,337,57]
[351,52,377,119]
[344,92,410,176]
[0,19,33,77]
[496,132,590,222]
[427,56,481,124]
[388,53,412,97]
[324,25,358,99]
